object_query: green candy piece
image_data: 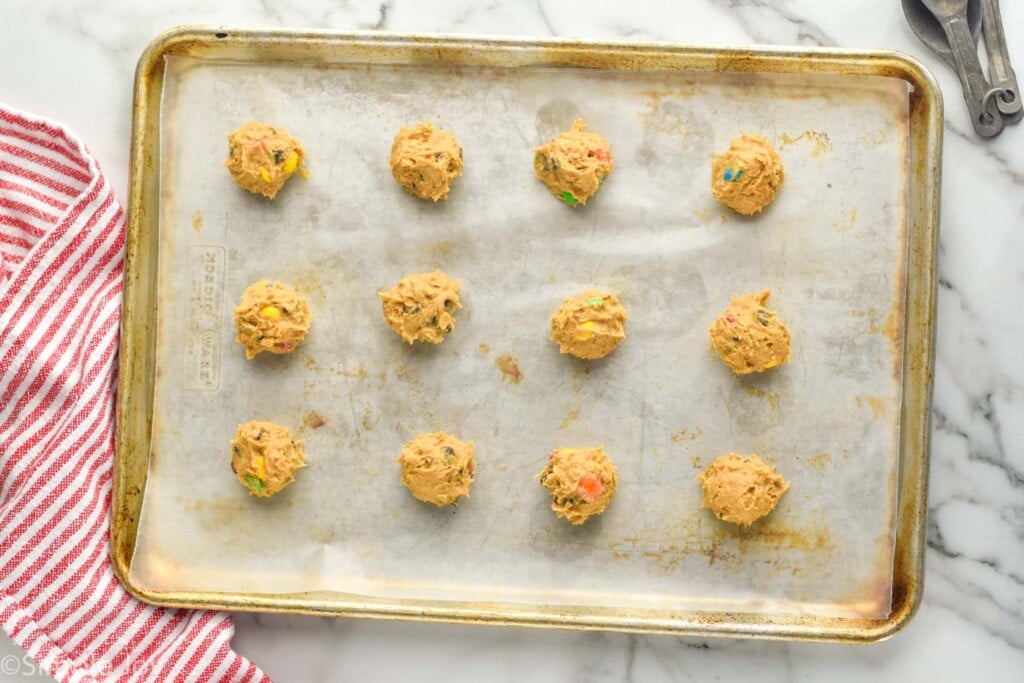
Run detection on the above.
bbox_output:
[585,296,604,308]
[560,191,578,206]
[245,474,265,493]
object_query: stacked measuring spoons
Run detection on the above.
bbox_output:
[904,0,1021,137]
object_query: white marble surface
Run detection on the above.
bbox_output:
[1,0,1023,681]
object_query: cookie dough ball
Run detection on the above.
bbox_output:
[538,447,618,525]
[708,290,790,374]
[224,122,307,199]
[397,432,475,506]
[534,118,613,207]
[389,121,463,201]
[231,421,306,498]
[379,271,462,344]
[234,280,312,359]
[550,290,627,360]
[697,453,789,526]
[711,134,784,215]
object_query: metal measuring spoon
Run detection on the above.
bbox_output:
[902,0,982,68]
[906,0,1004,136]
[979,0,1022,121]
[905,0,999,136]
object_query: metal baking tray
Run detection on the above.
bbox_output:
[114,28,941,642]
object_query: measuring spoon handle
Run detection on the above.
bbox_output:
[979,0,1022,120]
[940,13,1004,136]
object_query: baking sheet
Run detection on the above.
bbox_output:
[130,54,908,619]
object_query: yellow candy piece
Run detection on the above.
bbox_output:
[260,306,281,319]
[574,320,596,342]
[254,455,266,480]
[259,168,273,183]
[283,150,299,174]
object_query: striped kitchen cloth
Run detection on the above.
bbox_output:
[0,103,269,682]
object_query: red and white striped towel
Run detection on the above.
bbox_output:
[0,103,269,682]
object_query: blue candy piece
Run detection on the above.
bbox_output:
[724,168,744,182]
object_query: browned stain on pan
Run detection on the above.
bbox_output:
[726,372,793,432]
[855,395,887,419]
[304,411,326,429]
[611,515,831,573]
[183,494,295,529]
[191,211,203,232]
[738,382,781,411]
[835,208,857,233]
[291,274,326,303]
[691,208,714,225]
[670,427,704,442]
[495,354,524,384]
[559,405,579,429]
[780,130,832,156]
[732,518,831,552]
[639,90,696,137]
[852,306,900,338]
[878,306,900,341]
[808,452,831,469]
[705,536,726,566]
[305,356,368,380]
[430,241,456,257]
[570,366,590,393]
[742,384,766,399]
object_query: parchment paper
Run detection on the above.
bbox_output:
[131,54,909,619]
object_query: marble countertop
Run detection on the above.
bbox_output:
[2,0,1022,681]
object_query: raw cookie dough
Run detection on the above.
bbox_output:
[223,122,307,199]
[550,290,627,360]
[697,453,789,526]
[538,447,618,525]
[379,270,462,344]
[534,118,613,207]
[711,134,784,215]
[230,421,306,498]
[708,289,790,374]
[397,432,475,506]
[389,121,464,201]
[234,280,312,359]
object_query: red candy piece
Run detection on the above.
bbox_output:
[577,476,603,502]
